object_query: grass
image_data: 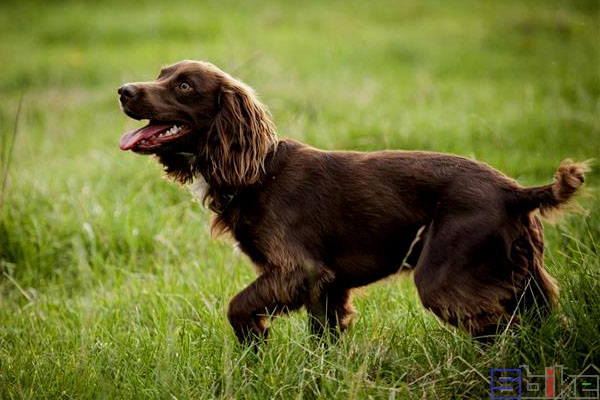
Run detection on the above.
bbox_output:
[0,0,599,398]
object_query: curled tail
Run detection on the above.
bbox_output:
[514,159,591,216]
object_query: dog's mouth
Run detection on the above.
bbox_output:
[119,121,192,153]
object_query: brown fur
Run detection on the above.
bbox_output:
[118,60,588,342]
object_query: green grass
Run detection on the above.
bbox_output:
[1,0,599,398]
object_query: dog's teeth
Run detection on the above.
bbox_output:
[158,125,184,139]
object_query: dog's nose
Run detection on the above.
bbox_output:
[118,84,138,99]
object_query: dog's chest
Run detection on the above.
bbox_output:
[187,176,209,202]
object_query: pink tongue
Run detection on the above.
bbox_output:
[119,123,172,150]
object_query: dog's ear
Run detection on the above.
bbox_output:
[205,79,276,189]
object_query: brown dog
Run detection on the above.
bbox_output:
[118,60,587,342]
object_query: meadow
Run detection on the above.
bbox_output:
[0,0,599,398]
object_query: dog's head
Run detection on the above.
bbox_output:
[118,60,276,187]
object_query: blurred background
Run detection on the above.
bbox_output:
[0,0,598,398]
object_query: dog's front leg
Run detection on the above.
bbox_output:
[227,268,308,344]
[307,284,354,337]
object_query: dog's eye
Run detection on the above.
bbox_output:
[178,82,192,91]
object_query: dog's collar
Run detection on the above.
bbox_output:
[187,175,236,215]
[208,192,236,214]
[202,143,284,215]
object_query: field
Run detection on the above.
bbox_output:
[1,0,599,398]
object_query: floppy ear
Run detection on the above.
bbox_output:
[205,79,277,189]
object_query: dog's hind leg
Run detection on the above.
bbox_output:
[413,206,537,337]
[502,214,558,322]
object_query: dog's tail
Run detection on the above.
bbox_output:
[512,159,591,216]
